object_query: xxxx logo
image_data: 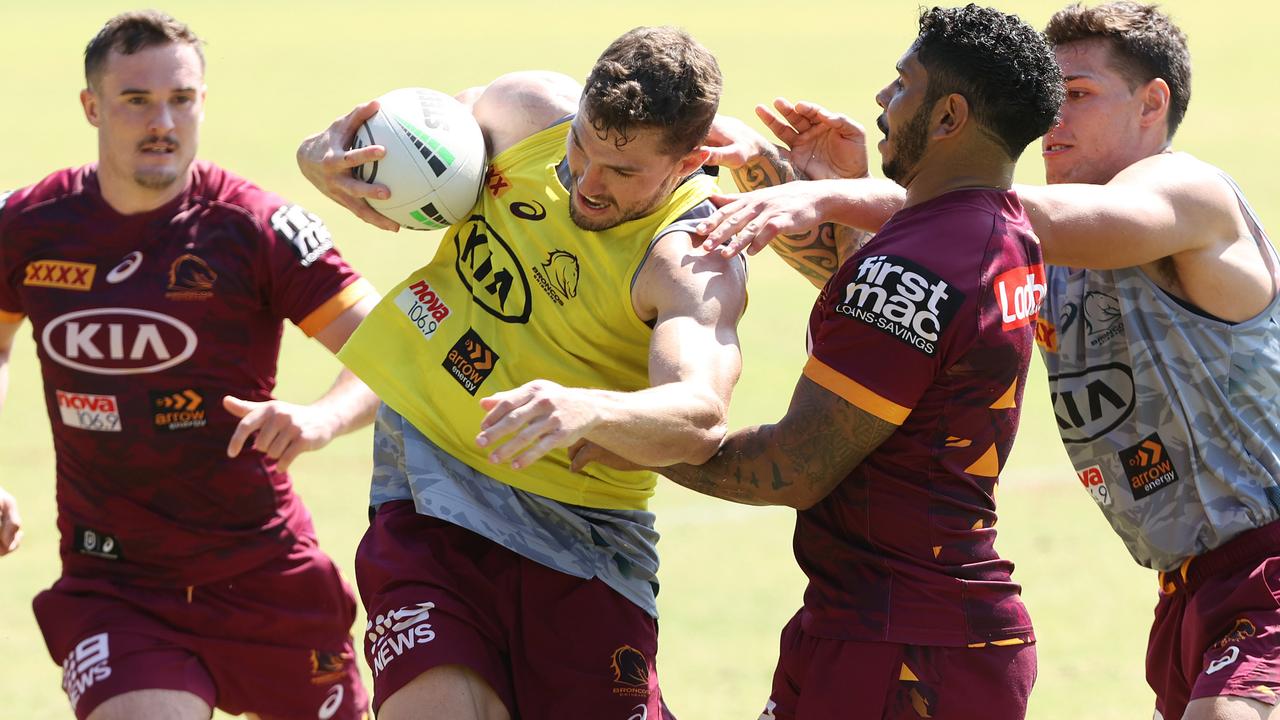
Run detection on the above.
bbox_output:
[443,329,498,396]
[25,260,95,291]
[150,388,207,432]
[486,167,510,197]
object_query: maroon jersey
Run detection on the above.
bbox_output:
[799,189,1045,646]
[0,161,374,587]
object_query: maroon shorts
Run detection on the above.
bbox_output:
[1148,521,1280,719]
[32,541,368,720]
[355,500,673,719]
[761,610,1037,720]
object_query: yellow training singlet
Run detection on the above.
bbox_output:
[340,120,718,510]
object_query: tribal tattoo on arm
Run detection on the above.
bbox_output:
[659,376,897,509]
[729,148,874,287]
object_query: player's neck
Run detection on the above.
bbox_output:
[96,164,193,216]
[903,165,1013,208]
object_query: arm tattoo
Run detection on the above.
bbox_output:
[729,147,869,286]
[660,377,896,508]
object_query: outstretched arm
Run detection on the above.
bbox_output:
[476,232,747,469]
[223,294,382,472]
[1018,152,1239,269]
[700,101,893,286]
[660,375,896,510]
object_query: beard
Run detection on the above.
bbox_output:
[133,167,181,190]
[132,134,183,190]
[881,104,932,186]
[567,177,667,232]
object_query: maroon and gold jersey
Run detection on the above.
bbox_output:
[799,189,1045,646]
[0,161,374,586]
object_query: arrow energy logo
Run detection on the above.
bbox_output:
[443,329,499,395]
[150,388,207,432]
[1120,432,1180,500]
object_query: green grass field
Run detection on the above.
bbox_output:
[1,1,1276,717]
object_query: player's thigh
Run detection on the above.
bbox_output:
[377,664,511,720]
[87,689,211,720]
[357,502,515,714]
[1183,696,1280,720]
[511,562,671,720]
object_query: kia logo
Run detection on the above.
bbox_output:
[41,308,197,375]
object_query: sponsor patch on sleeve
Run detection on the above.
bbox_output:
[394,279,451,341]
[832,254,965,356]
[995,264,1046,331]
[1120,432,1180,500]
[56,390,121,432]
[270,204,334,267]
[442,329,498,395]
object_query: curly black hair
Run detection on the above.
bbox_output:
[581,26,722,156]
[1045,3,1191,138]
[914,4,1064,160]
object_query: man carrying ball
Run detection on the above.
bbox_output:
[298,26,746,720]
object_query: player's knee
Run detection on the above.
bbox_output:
[87,689,211,720]
[379,664,510,720]
[1181,695,1280,720]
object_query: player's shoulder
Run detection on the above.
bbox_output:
[472,71,581,156]
[0,165,95,222]
[188,160,333,256]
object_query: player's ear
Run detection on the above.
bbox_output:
[80,88,101,128]
[1138,77,1170,130]
[932,93,969,141]
[676,145,711,177]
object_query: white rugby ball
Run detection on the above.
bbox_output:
[351,87,487,230]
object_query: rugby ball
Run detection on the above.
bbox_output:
[351,87,487,230]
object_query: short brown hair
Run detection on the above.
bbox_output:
[84,10,205,88]
[1045,2,1190,137]
[581,26,722,156]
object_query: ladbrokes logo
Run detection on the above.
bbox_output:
[1120,432,1180,500]
[833,255,964,356]
[995,264,1045,331]
[531,249,579,306]
[366,602,437,678]
[610,645,650,698]
[41,308,198,375]
[394,279,451,341]
[150,388,206,432]
[56,390,121,432]
[25,260,96,292]
[165,254,216,301]
[443,329,498,395]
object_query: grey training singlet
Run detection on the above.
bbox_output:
[1038,170,1280,571]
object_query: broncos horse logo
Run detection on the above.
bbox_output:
[542,250,579,299]
[610,645,649,687]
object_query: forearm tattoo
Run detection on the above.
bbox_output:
[660,378,895,507]
[729,148,866,286]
